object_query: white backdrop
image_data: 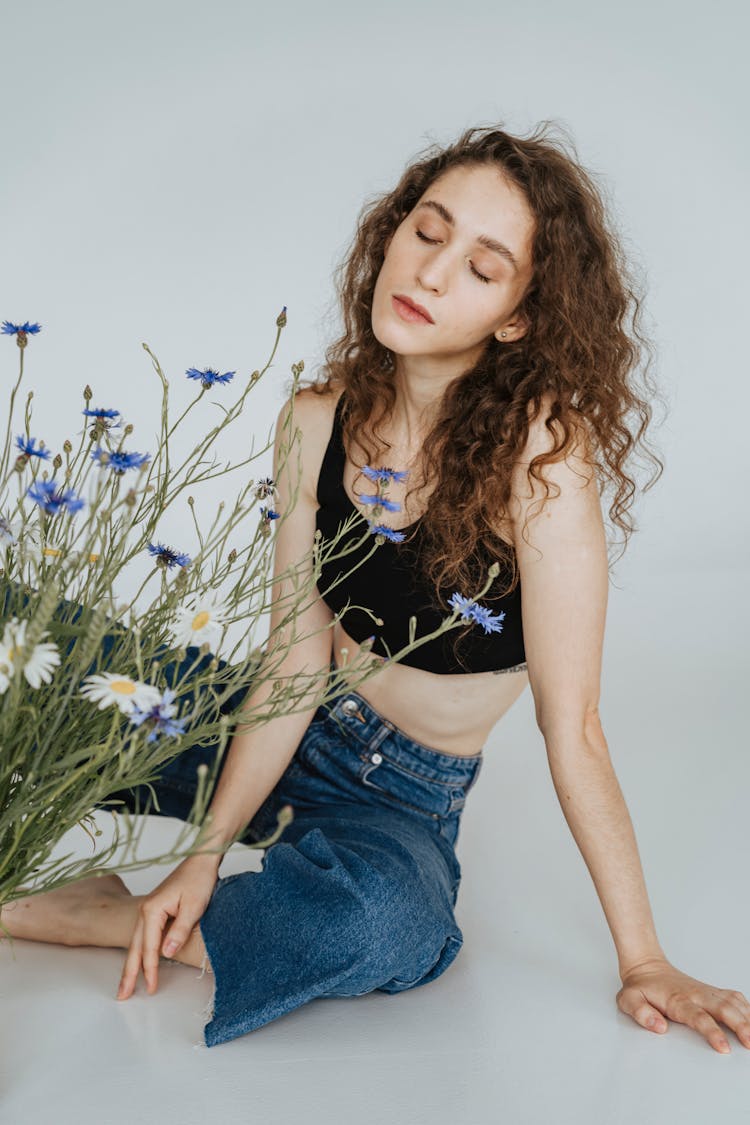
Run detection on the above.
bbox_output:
[2,1,749,1121]
[3,0,748,584]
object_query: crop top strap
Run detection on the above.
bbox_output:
[316,391,348,509]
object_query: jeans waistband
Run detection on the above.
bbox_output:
[321,682,484,790]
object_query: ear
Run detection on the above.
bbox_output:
[494,310,530,344]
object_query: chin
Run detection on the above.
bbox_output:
[371,304,417,356]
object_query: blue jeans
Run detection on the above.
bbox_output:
[1,582,483,1046]
[106,659,484,1049]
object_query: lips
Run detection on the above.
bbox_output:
[392,294,434,324]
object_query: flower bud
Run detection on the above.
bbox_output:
[63,440,73,454]
[227,548,237,563]
[488,561,500,579]
[125,489,137,507]
[124,424,134,435]
[84,385,93,401]
[278,804,294,828]
[199,642,211,655]
[276,306,287,328]
[187,496,194,506]
[52,454,62,470]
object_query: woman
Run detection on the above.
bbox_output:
[4,124,749,1053]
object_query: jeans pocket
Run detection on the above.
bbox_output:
[357,750,462,820]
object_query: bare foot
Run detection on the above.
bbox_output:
[1,870,209,976]
[1,871,134,946]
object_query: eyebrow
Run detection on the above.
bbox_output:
[414,199,521,275]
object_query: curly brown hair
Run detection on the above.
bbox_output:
[301,121,666,611]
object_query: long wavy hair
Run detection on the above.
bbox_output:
[301,121,666,615]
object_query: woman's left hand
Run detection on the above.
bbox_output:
[616,956,750,1053]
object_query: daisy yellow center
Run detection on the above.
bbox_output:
[111,680,137,695]
[191,611,211,630]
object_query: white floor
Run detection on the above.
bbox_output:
[1,567,748,1125]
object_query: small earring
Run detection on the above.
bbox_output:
[500,331,507,338]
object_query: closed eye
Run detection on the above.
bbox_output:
[415,229,492,284]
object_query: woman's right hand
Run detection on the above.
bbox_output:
[116,853,221,1000]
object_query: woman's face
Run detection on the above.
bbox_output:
[371,163,535,376]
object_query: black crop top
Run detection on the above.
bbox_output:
[314,393,527,675]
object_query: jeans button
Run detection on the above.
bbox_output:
[371,752,383,764]
[341,699,358,716]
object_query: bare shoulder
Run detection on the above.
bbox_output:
[512,391,596,482]
[274,383,345,503]
[505,392,599,540]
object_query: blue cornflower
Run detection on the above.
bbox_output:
[359,493,402,512]
[91,447,151,474]
[260,507,280,521]
[2,321,42,336]
[82,407,121,421]
[470,604,506,634]
[147,541,191,569]
[83,407,122,440]
[369,524,406,543]
[27,479,85,516]
[129,688,189,743]
[15,435,51,460]
[362,465,409,484]
[448,592,505,635]
[448,593,474,618]
[185,367,236,388]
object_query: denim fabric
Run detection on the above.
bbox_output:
[2,579,485,1049]
[106,660,484,1048]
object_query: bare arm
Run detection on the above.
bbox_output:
[509,401,665,977]
[193,388,336,869]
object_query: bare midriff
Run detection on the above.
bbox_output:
[331,620,529,758]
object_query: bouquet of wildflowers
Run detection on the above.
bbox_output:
[0,311,484,914]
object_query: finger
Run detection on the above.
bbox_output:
[160,904,199,958]
[141,904,170,994]
[616,986,669,1034]
[707,993,750,1051]
[666,995,731,1054]
[117,918,145,1000]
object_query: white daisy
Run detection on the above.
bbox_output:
[79,672,164,716]
[168,593,230,651]
[0,518,38,558]
[0,617,61,691]
[0,515,17,549]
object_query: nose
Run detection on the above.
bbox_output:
[416,244,458,295]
